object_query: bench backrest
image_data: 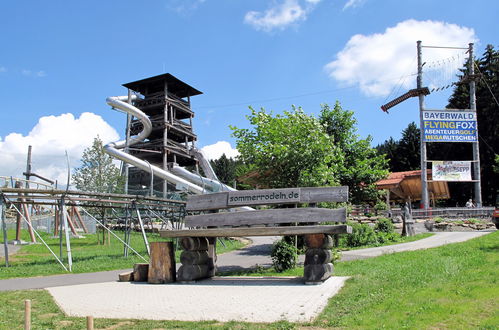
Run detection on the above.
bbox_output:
[185,186,348,228]
[186,186,348,211]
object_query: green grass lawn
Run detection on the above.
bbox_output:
[338,232,434,251]
[0,229,245,279]
[0,231,497,329]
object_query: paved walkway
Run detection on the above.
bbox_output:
[340,230,492,261]
[0,231,493,292]
[48,276,349,322]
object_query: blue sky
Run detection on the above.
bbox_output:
[1,0,498,183]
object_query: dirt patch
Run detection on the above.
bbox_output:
[38,313,59,319]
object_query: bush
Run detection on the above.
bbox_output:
[375,218,395,233]
[434,216,445,223]
[344,222,379,247]
[376,231,400,244]
[271,239,298,272]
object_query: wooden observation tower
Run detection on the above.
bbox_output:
[123,73,202,196]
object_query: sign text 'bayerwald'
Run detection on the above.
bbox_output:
[422,110,478,142]
[227,188,300,206]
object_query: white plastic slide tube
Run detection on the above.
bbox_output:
[104,96,206,195]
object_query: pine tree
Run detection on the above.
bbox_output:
[445,45,499,205]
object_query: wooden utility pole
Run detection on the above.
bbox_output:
[468,43,483,207]
[417,40,429,209]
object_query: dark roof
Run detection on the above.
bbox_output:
[123,73,202,98]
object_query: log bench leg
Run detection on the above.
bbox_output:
[178,237,215,282]
[303,234,334,284]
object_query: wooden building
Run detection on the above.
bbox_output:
[123,73,202,196]
[376,170,450,207]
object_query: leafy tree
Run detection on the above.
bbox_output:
[231,106,339,189]
[72,136,124,193]
[320,102,389,202]
[231,103,388,203]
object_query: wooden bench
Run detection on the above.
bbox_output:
[160,186,351,284]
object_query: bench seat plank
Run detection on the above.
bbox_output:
[159,224,352,238]
[185,207,346,227]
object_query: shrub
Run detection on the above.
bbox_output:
[434,217,445,223]
[344,222,379,247]
[375,218,395,233]
[376,231,400,244]
[271,239,298,272]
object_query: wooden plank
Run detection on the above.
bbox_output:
[185,207,346,227]
[227,188,300,206]
[186,192,228,211]
[301,186,348,203]
[160,224,352,238]
[185,186,349,211]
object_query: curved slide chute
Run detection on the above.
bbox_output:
[104,95,235,195]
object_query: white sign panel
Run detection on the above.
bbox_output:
[422,110,478,142]
[432,161,472,181]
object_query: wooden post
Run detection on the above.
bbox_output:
[15,181,22,241]
[53,208,60,236]
[24,299,31,330]
[86,316,94,330]
[73,207,89,233]
[65,210,78,236]
[1,196,9,267]
[22,203,36,242]
[148,242,176,283]
[303,234,333,284]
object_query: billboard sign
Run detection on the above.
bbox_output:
[422,110,478,142]
[432,161,472,181]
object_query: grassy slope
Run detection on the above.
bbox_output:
[0,231,497,329]
[0,229,245,279]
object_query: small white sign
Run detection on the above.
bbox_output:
[432,161,472,181]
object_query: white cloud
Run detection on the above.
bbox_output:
[200,141,239,161]
[0,112,119,185]
[343,0,366,10]
[324,20,477,97]
[21,69,47,78]
[244,0,321,32]
[167,0,206,15]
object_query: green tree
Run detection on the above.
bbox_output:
[72,136,124,193]
[231,106,339,189]
[445,45,499,205]
[320,103,388,202]
[231,103,388,203]
[210,154,237,186]
[376,122,420,172]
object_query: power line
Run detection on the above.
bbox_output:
[196,73,418,110]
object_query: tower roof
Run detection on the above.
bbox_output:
[123,73,202,98]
